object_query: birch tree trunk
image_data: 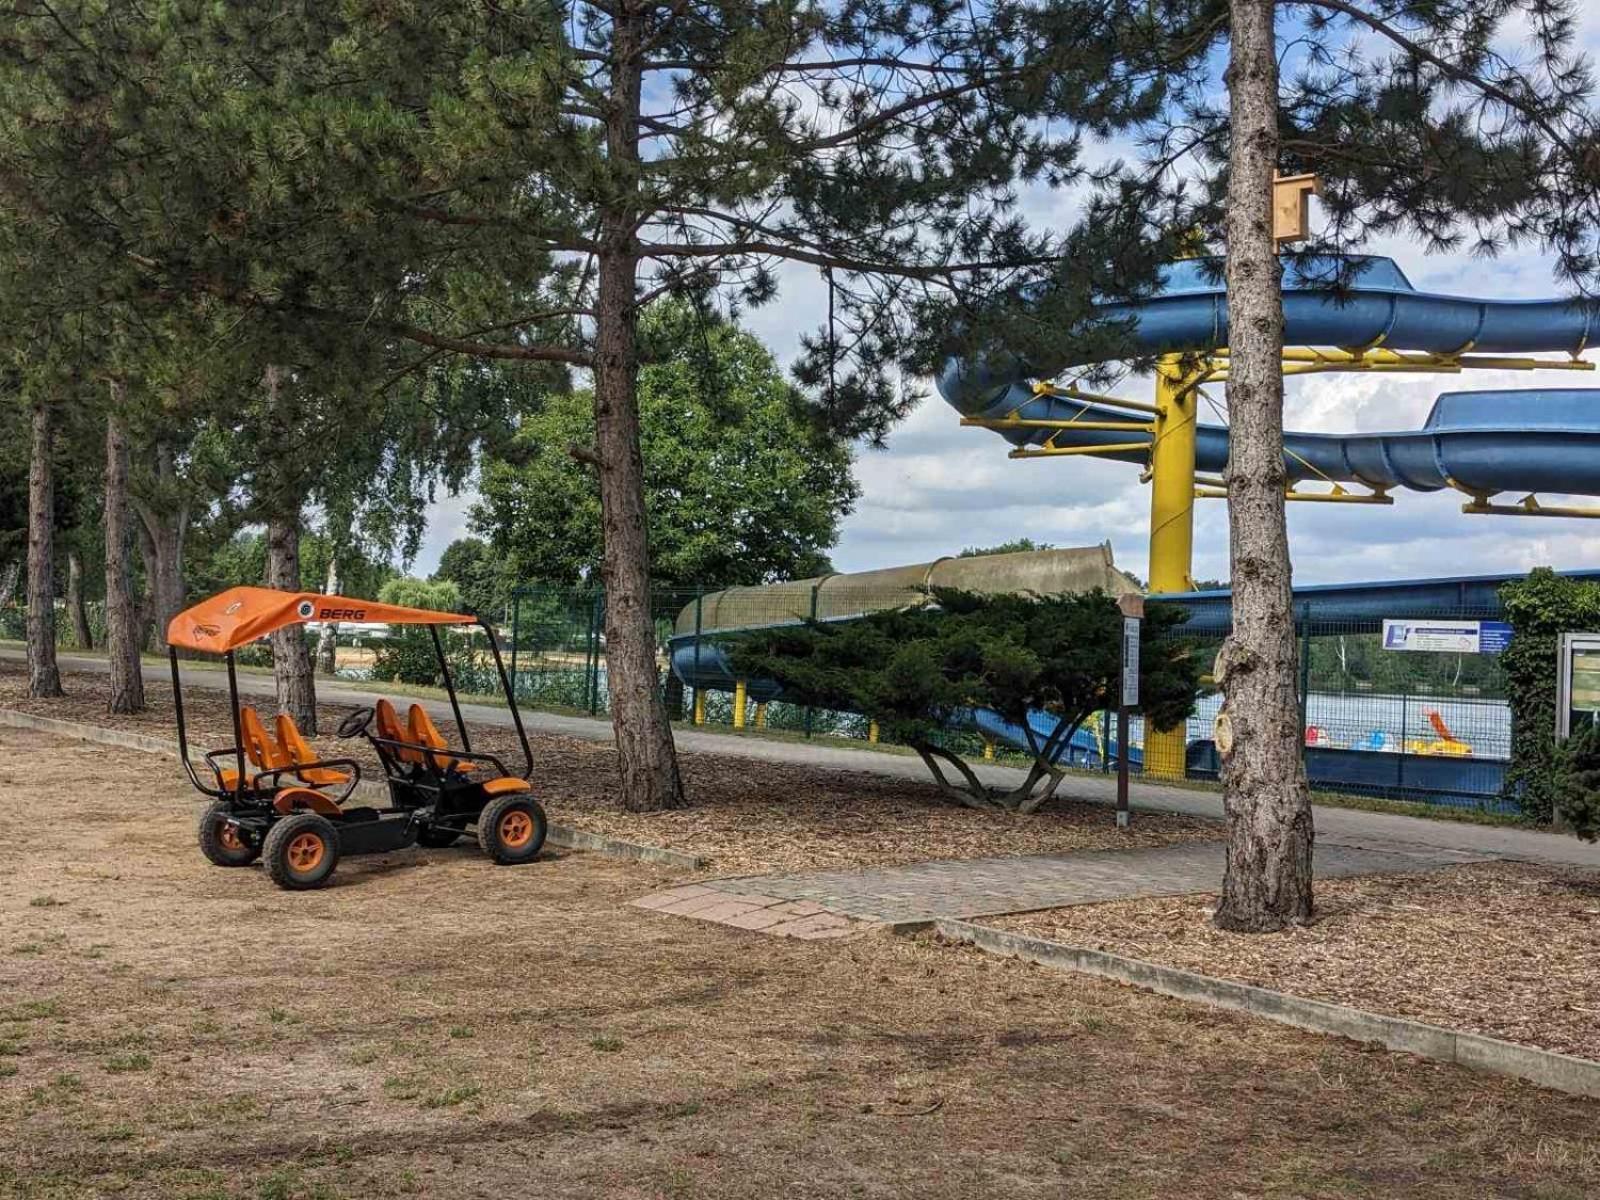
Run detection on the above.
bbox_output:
[266,512,317,732]
[592,0,685,811]
[26,398,63,698]
[66,548,92,650]
[1213,0,1313,932]
[104,401,146,714]
[315,553,339,676]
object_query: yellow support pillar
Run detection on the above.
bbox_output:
[733,680,748,730]
[754,702,768,729]
[983,737,996,762]
[693,691,706,726]
[1144,355,1197,780]
[868,720,880,744]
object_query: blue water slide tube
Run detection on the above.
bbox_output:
[936,256,1600,498]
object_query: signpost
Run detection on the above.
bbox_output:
[1116,594,1144,829]
[1380,619,1512,654]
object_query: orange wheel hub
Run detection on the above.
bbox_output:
[499,810,534,849]
[219,823,245,852]
[286,831,326,873]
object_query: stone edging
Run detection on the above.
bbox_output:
[934,918,1600,1100]
[0,707,704,872]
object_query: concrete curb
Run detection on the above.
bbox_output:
[934,918,1600,1100]
[0,707,702,872]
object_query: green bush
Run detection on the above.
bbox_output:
[1500,569,1600,823]
[728,588,1200,811]
[1552,725,1600,842]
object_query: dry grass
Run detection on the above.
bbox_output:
[992,861,1600,1061]
[2,728,1600,1198]
[0,663,1221,875]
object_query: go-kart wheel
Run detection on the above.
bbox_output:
[476,795,547,865]
[198,801,260,867]
[416,825,461,848]
[336,707,375,739]
[263,812,340,890]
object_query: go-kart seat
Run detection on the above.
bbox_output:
[216,706,290,790]
[375,699,425,766]
[407,704,480,774]
[274,713,352,788]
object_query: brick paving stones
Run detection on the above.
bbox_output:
[634,837,1487,936]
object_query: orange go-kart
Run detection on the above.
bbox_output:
[168,586,546,890]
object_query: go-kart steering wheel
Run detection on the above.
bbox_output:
[337,706,375,739]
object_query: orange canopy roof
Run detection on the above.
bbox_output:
[167,586,473,654]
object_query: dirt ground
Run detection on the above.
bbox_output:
[2,729,1600,1199]
[992,861,1600,1061]
[0,663,1221,875]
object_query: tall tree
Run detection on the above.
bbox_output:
[25,396,62,697]
[1210,0,1310,930]
[1189,0,1600,930]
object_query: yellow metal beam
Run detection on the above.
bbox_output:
[1008,440,1151,460]
[1197,485,1394,504]
[1031,381,1163,415]
[962,417,1156,433]
[1144,355,1196,780]
[1462,495,1600,519]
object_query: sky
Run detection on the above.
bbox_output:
[412,13,1600,591]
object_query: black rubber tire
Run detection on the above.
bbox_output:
[262,812,341,890]
[416,825,461,848]
[476,794,547,865]
[198,801,260,868]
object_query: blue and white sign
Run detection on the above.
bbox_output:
[1382,619,1512,654]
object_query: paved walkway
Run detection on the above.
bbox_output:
[634,836,1485,931]
[10,646,1600,869]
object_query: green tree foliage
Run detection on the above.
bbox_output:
[188,530,397,601]
[433,539,516,622]
[370,578,471,688]
[475,308,858,588]
[1500,569,1600,826]
[729,590,1199,812]
[1552,725,1600,843]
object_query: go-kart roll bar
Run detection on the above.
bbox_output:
[170,644,247,801]
[480,619,533,780]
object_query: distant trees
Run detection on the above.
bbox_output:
[432,540,516,624]
[475,307,857,590]
[731,590,1199,811]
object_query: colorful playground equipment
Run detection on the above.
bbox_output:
[936,249,1599,776]
[667,185,1600,804]
[169,587,546,890]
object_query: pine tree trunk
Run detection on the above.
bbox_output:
[316,553,339,676]
[104,401,146,714]
[266,513,317,732]
[1214,0,1313,932]
[66,548,92,650]
[26,398,63,698]
[592,0,685,812]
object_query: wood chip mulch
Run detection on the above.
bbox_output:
[991,860,1600,1061]
[0,662,1222,876]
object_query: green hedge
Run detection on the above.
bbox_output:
[1500,568,1600,828]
